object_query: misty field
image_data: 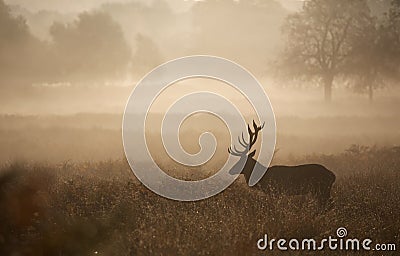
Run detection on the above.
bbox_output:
[1,111,400,163]
[1,146,399,255]
[2,0,400,254]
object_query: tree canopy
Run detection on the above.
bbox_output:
[49,12,132,83]
[281,0,372,101]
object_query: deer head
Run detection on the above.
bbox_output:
[228,120,264,183]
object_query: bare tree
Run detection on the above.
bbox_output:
[348,0,400,102]
[382,0,400,80]
[346,16,384,102]
[280,0,371,101]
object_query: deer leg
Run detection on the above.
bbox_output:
[317,184,334,212]
[313,184,329,208]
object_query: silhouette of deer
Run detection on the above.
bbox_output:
[228,121,335,207]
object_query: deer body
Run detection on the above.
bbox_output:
[229,121,335,206]
[241,158,335,205]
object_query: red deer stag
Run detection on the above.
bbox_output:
[228,121,335,206]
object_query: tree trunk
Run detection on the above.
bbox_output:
[323,74,333,102]
[368,83,373,103]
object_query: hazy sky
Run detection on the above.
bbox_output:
[5,0,195,13]
[5,0,302,13]
[278,0,303,11]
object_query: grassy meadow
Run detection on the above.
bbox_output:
[0,99,399,255]
[1,0,400,254]
[0,145,399,255]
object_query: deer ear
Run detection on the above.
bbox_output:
[248,150,256,158]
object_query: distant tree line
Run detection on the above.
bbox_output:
[1,0,399,103]
[0,0,289,88]
[0,0,161,87]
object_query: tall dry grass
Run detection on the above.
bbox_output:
[0,146,399,255]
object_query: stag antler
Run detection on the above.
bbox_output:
[228,120,264,156]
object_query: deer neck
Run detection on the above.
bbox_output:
[242,157,257,184]
[242,157,269,185]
